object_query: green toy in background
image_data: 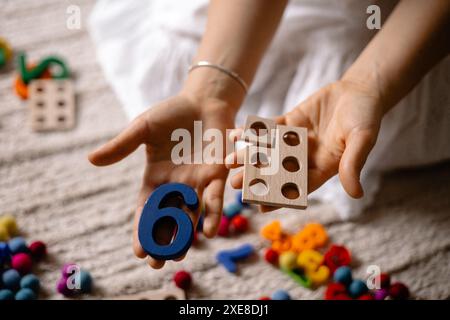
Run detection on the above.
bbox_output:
[0,37,12,68]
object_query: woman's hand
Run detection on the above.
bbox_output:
[226,79,384,212]
[89,90,237,269]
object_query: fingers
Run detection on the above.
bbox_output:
[88,115,149,166]
[202,178,226,238]
[133,183,153,259]
[225,148,246,169]
[339,130,376,198]
[230,170,243,189]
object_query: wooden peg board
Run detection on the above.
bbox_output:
[28,79,75,132]
[242,116,308,209]
[111,287,186,300]
[242,115,276,147]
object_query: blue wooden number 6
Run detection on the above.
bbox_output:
[138,183,199,260]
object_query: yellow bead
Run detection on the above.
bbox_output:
[0,215,18,237]
[297,249,330,286]
[0,225,9,241]
[0,38,12,61]
[278,251,298,271]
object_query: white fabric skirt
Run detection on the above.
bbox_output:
[88,0,450,219]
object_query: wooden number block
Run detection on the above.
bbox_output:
[242,116,307,209]
[112,287,186,300]
[28,79,75,132]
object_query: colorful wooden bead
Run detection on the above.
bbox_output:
[324,283,351,300]
[259,296,271,300]
[380,273,391,289]
[11,253,33,275]
[348,279,368,298]
[61,263,79,278]
[271,235,292,253]
[0,226,8,242]
[323,245,351,273]
[216,244,254,273]
[79,270,93,293]
[28,241,47,261]
[284,268,312,289]
[291,223,328,252]
[271,289,291,300]
[358,293,374,300]
[0,242,11,264]
[20,274,40,293]
[333,266,353,287]
[230,215,249,233]
[18,53,70,84]
[56,277,74,297]
[8,237,28,254]
[2,269,21,291]
[297,249,330,286]
[0,215,18,238]
[278,251,297,271]
[14,63,52,100]
[173,270,192,290]
[264,248,279,265]
[389,282,409,300]
[260,220,282,242]
[223,202,242,219]
[0,289,14,300]
[217,216,230,237]
[138,183,199,260]
[373,288,389,300]
[15,288,36,300]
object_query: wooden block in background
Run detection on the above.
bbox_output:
[111,287,186,300]
[28,79,75,132]
[242,115,276,147]
[242,117,307,209]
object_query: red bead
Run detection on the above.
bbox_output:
[358,294,374,300]
[389,282,409,300]
[230,215,248,233]
[11,253,33,275]
[259,296,271,300]
[28,241,47,261]
[380,273,390,289]
[264,248,279,265]
[217,216,230,237]
[325,283,351,300]
[192,232,198,245]
[173,270,192,290]
[324,245,351,274]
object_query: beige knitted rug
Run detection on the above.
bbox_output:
[1,0,449,300]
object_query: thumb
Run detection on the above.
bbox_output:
[88,115,149,166]
[338,130,376,198]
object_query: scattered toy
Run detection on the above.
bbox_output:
[173,270,192,290]
[216,244,254,273]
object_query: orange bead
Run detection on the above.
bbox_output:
[13,63,52,100]
[291,223,328,252]
[271,235,292,253]
[260,220,282,242]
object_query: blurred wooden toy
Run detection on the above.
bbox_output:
[18,53,69,84]
[112,287,186,300]
[216,243,254,273]
[0,37,12,68]
[138,183,199,260]
[28,79,76,132]
[241,115,307,209]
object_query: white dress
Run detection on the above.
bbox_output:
[88,0,450,219]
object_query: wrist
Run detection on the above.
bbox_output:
[181,64,246,113]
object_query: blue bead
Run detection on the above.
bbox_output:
[138,183,198,260]
[271,289,291,300]
[79,270,93,293]
[223,202,242,219]
[235,191,250,207]
[348,279,368,298]
[15,288,36,300]
[0,242,11,264]
[2,269,21,290]
[333,266,353,286]
[196,214,204,233]
[0,289,14,300]
[20,274,40,293]
[216,244,254,273]
[8,237,28,254]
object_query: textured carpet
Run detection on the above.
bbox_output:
[0,0,449,300]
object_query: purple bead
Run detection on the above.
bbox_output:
[374,288,389,300]
[57,277,75,297]
[61,263,79,278]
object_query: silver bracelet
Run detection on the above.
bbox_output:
[188,60,249,93]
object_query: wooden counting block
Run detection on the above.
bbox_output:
[112,287,186,300]
[242,116,307,209]
[28,79,75,132]
[242,115,277,147]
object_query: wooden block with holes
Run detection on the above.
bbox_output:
[242,116,307,209]
[28,79,75,132]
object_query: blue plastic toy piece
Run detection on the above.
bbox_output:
[15,288,36,300]
[348,279,369,298]
[223,202,242,219]
[20,274,41,293]
[2,269,21,291]
[0,242,11,264]
[333,266,353,287]
[216,243,254,273]
[8,237,28,254]
[236,191,250,208]
[138,183,199,260]
[0,289,14,301]
[271,289,291,300]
